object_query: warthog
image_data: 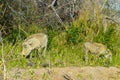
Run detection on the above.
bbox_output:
[83,42,112,64]
[22,33,48,58]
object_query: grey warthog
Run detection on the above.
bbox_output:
[22,33,48,58]
[83,42,112,64]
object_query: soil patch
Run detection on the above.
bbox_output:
[7,66,120,80]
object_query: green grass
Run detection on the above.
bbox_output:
[0,11,120,70]
[0,23,120,70]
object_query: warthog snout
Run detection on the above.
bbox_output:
[22,33,48,58]
[22,43,32,57]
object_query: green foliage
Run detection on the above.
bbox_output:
[4,27,26,44]
[66,25,84,45]
[94,24,116,43]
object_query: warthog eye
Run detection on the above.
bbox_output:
[23,45,27,48]
[29,43,32,46]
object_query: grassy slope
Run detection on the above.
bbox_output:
[0,9,120,70]
[0,20,120,70]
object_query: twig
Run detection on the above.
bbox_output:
[63,73,74,80]
[6,2,24,16]
[101,0,108,12]
[46,68,53,80]
[18,26,28,36]
[51,0,57,6]
[51,6,65,26]
[105,16,119,25]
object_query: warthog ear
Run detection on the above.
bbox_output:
[29,43,32,46]
[28,41,33,46]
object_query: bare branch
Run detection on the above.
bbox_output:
[101,0,108,12]
[105,16,119,24]
[48,0,65,27]
[51,0,58,6]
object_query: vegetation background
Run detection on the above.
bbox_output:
[0,0,120,79]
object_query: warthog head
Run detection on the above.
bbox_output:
[22,41,33,57]
[22,37,41,57]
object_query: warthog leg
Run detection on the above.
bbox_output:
[85,50,89,65]
[43,46,47,57]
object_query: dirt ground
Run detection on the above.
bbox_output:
[6,66,120,80]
